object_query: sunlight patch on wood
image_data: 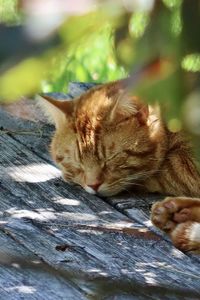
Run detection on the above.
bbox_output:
[5,163,61,182]
[171,248,185,258]
[5,208,57,221]
[52,196,80,206]
[6,285,37,294]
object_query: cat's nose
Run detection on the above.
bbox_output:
[88,182,102,192]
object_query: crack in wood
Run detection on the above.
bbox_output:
[33,222,161,241]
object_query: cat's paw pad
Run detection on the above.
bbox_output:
[152,198,200,252]
[151,198,177,232]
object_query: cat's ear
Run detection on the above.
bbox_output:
[133,97,149,125]
[37,95,74,128]
[109,91,149,125]
[109,91,136,120]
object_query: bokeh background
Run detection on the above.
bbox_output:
[0,0,200,151]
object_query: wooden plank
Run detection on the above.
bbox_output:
[0,231,87,300]
[0,108,53,163]
[1,82,200,299]
[1,131,200,299]
[2,216,200,300]
[107,193,170,240]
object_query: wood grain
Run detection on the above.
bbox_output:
[0,82,200,300]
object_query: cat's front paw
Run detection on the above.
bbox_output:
[151,196,200,232]
[151,197,200,252]
[151,197,178,232]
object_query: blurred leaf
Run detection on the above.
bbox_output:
[129,12,149,39]
[162,0,182,9]
[59,10,112,46]
[0,57,46,101]
[0,0,21,24]
[129,60,184,122]
[182,54,200,72]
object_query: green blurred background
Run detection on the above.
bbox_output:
[0,0,200,143]
[0,0,126,95]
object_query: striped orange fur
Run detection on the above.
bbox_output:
[39,81,200,253]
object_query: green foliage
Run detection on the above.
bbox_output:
[42,27,126,93]
[0,1,126,96]
[0,0,21,24]
[182,54,200,72]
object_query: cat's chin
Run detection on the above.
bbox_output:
[83,185,121,197]
[97,189,122,197]
[84,186,97,195]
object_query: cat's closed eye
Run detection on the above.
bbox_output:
[40,81,157,196]
[39,81,200,253]
[55,155,64,163]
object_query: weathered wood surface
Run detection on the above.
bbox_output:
[0,83,200,300]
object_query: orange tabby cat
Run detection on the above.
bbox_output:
[39,81,200,253]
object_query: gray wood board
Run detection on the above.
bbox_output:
[0,82,200,299]
[1,120,200,299]
[0,228,86,300]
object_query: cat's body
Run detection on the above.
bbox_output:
[39,80,200,253]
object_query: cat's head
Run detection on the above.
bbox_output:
[39,82,160,196]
